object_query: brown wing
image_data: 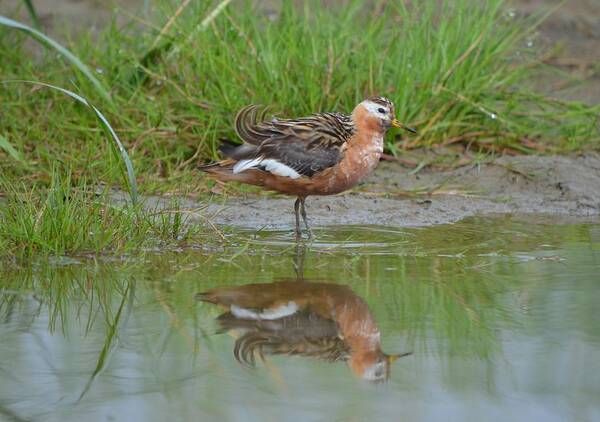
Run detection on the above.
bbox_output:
[222,311,350,367]
[226,105,355,177]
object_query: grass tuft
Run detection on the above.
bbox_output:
[0,168,201,259]
[0,133,29,168]
[21,0,41,30]
[5,80,137,203]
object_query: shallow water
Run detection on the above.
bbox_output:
[1,217,599,422]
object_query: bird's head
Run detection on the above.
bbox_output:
[349,349,412,383]
[353,96,416,134]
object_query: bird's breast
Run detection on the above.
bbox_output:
[326,132,383,192]
[357,133,384,167]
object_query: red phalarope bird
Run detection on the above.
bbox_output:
[197,280,411,382]
[200,97,415,237]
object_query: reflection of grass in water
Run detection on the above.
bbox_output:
[0,248,515,373]
[1,264,128,335]
[0,261,215,406]
[0,256,514,409]
[388,255,516,360]
[0,220,594,396]
[77,280,134,401]
[0,258,211,341]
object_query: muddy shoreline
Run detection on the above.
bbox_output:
[4,1,599,229]
[133,154,600,229]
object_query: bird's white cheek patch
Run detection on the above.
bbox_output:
[363,101,387,117]
[359,101,393,130]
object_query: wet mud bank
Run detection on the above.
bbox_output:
[142,154,600,229]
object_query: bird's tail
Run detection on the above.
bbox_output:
[199,138,260,182]
[218,139,255,159]
[198,158,245,182]
[198,159,233,173]
[195,291,218,304]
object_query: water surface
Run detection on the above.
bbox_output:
[1,217,599,421]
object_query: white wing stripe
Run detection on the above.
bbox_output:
[232,157,263,173]
[232,157,302,179]
[260,301,299,319]
[230,301,299,320]
[261,159,301,179]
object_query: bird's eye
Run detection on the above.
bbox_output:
[377,108,386,114]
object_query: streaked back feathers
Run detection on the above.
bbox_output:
[224,105,355,178]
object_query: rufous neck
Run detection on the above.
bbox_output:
[351,105,386,136]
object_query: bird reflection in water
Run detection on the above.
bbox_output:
[198,280,411,382]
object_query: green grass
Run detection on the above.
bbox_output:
[0,168,202,259]
[0,16,112,102]
[0,0,599,257]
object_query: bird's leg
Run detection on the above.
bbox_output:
[299,197,312,238]
[294,242,307,280]
[294,197,301,239]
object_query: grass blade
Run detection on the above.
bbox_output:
[2,80,138,205]
[0,15,112,103]
[22,0,41,30]
[167,0,233,59]
[132,0,231,84]
[0,133,29,168]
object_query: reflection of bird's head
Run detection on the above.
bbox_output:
[350,350,412,383]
